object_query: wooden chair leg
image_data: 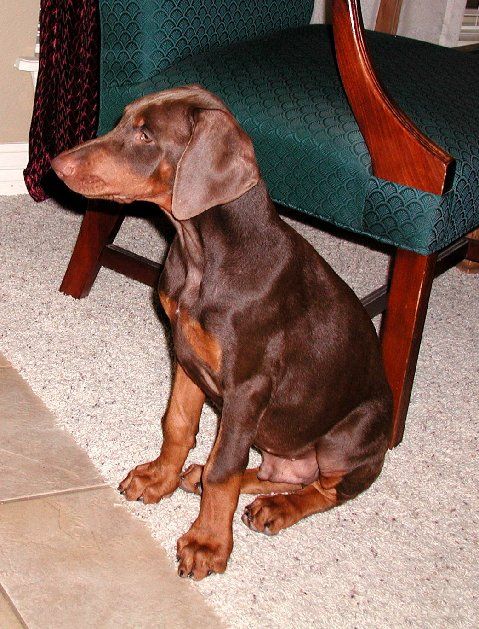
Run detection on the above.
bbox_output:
[380,249,438,448]
[457,228,479,273]
[60,201,125,298]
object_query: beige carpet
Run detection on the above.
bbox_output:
[1,194,478,628]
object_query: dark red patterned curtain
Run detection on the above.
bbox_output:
[24,0,100,201]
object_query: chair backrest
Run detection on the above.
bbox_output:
[375,0,403,35]
[100,0,314,89]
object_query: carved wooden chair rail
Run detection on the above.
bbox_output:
[59,0,479,449]
[332,1,477,446]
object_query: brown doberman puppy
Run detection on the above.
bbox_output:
[51,85,392,580]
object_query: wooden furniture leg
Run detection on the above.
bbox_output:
[60,201,125,298]
[457,228,479,273]
[380,249,438,448]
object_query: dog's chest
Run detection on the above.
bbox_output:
[159,291,222,393]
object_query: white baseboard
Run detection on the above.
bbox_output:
[0,143,29,195]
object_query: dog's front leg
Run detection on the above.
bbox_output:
[119,363,205,503]
[177,376,270,579]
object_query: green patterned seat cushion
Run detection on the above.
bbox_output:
[99,25,479,254]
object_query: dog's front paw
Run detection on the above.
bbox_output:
[179,463,203,495]
[176,526,232,580]
[118,459,179,504]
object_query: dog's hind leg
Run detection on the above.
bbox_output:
[242,453,387,536]
[241,480,340,535]
[180,465,302,496]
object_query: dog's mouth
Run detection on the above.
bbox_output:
[69,182,131,203]
[69,175,106,194]
[82,190,133,204]
[51,163,132,203]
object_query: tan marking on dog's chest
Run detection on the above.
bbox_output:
[179,310,222,373]
[159,291,222,373]
[159,291,177,320]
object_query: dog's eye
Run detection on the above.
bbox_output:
[138,129,152,144]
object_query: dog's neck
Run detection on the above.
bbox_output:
[175,216,204,296]
[172,179,278,290]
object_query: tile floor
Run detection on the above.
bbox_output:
[0,353,223,628]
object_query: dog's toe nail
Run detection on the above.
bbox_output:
[242,513,259,532]
[178,569,185,577]
[207,570,213,576]
[188,571,193,578]
[176,554,180,562]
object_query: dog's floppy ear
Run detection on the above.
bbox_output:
[171,108,260,220]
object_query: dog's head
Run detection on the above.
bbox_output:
[51,85,260,220]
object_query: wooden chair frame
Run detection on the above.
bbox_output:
[59,0,479,448]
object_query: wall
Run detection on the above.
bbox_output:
[438,0,468,46]
[0,0,40,143]
[312,0,466,46]
[398,0,466,46]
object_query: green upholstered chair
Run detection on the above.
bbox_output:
[59,0,479,447]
